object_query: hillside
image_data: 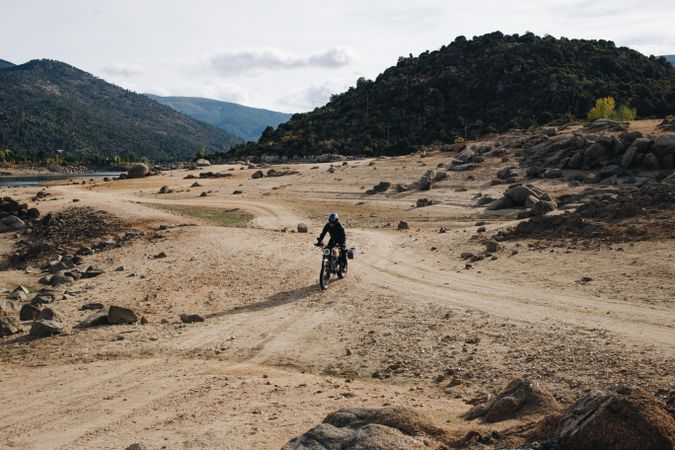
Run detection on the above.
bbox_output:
[0,59,242,162]
[146,94,291,141]
[664,55,675,67]
[231,32,675,158]
[0,59,15,69]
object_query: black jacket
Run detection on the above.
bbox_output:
[318,221,346,246]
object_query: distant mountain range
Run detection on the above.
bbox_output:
[664,55,675,67]
[146,95,292,142]
[0,59,241,162]
[231,33,675,158]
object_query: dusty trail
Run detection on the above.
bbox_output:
[1,150,673,449]
[142,189,673,353]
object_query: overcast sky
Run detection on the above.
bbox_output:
[3,0,674,112]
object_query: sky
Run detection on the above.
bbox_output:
[2,0,675,113]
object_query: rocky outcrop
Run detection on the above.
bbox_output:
[464,378,559,423]
[282,407,449,450]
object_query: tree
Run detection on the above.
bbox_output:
[196,146,206,159]
[587,96,637,121]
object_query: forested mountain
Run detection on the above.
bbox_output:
[664,55,675,67]
[231,32,675,158]
[0,59,242,162]
[147,94,291,141]
[0,59,15,69]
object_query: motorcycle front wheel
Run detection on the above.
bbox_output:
[320,257,331,290]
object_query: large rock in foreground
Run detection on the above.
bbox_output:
[464,378,559,422]
[536,387,675,450]
[282,407,449,450]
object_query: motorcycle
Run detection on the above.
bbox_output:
[315,244,354,290]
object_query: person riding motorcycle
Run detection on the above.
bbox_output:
[315,213,346,263]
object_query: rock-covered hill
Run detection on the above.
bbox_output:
[0,59,242,162]
[146,94,292,142]
[231,32,675,159]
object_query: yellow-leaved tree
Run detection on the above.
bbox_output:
[587,96,637,121]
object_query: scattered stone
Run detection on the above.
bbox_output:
[75,309,109,328]
[180,314,205,324]
[20,303,41,321]
[0,313,21,336]
[416,198,433,208]
[153,252,167,259]
[397,220,409,230]
[158,185,172,194]
[251,170,264,179]
[107,305,138,325]
[38,307,61,321]
[200,192,208,197]
[485,240,501,253]
[372,181,391,193]
[29,319,64,338]
[80,303,105,311]
[297,223,308,233]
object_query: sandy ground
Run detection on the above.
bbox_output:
[0,125,674,449]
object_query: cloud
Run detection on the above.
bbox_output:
[277,79,351,112]
[206,46,356,75]
[102,63,143,77]
[145,82,250,105]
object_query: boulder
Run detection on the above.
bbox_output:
[504,185,539,206]
[180,314,205,324]
[19,303,41,321]
[416,170,434,190]
[397,220,409,230]
[526,166,546,178]
[38,307,61,321]
[416,198,433,208]
[485,240,501,253]
[652,134,675,156]
[0,313,21,336]
[107,305,138,325]
[543,168,563,179]
[75,309,109,328]
[433,171,448,182]
[29,319,64,337]
[566,152,582,169]
[251,170,264,179]
[50,274,74,286]
[282,407,448,450]
[642,153,659,170]
[127,163,149,178]
[158,185,172,194]
[486,196,514,210]
[531,200,558,217]
[497,167,517,180]
[540,387,675,450]
[195,158,211,166]
[620,144,638,168]
[1,215,26,231]
[297,223,308,233]
[373,181,391,192]
[465,378,559,422]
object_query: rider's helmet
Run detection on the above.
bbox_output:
[328,212,339,224]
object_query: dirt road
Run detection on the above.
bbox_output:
[1,151,673,449]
